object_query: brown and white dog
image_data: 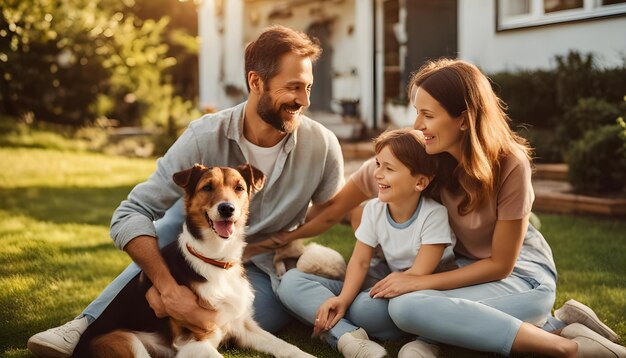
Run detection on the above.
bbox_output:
[74,164,315,358]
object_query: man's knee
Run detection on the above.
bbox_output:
[154,199,184,247]
[252,283,292,333]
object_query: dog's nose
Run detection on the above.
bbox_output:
[217,202,235,218]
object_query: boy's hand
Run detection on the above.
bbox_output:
[314,297,349,336]
[370,272,418,298]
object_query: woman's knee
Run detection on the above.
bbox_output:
[388,292,439,333]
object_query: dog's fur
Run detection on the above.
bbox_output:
[74,164,314,358]
[274,241,347,280]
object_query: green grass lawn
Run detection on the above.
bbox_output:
[1,147,625,357]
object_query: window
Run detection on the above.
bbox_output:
[544,0,583,13]
[497,0,626,30]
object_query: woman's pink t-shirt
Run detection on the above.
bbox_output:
[349,150,534,259]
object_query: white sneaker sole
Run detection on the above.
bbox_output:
[27,336,72,358]
[555,300,620,343]
[563,323,626,358]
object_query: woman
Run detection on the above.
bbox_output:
[271,59,624,357]
[373,59,625,357]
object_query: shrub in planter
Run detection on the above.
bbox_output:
[554,51,598,109]
[490,70,558,129]
[567,123,626,194]
[518,127,563,163]
[556,97,624,158]
[561,97,622,141]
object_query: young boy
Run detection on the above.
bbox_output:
[278,128,455,358]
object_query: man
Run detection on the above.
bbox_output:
[27,25,344,357]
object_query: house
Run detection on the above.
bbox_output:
[198,0,626,138]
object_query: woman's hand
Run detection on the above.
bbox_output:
[313,297,349,336]
[370,272,420,299]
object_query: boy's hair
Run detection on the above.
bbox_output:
[244,25,321,92]
[374,128,439,180]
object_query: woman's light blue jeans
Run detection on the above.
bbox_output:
[80,198,292,333]
[388,224,566,356]
[277,262,408,349]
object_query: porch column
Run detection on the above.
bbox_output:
[355,0,375,129]
[222,0,246,108]
[198,0,222,111]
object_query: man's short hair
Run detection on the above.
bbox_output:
[244,25,321,92]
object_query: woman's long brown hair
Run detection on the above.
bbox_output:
[408,59,531,215]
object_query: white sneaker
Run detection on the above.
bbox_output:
[337,328,387,358]
[398,340,439,358]
[27,316,89,357]
[555,299,620,343]
[561,323,626,358]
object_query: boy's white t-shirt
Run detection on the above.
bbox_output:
[240,135,288,179]
[355,197,455,272]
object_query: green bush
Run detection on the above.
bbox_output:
[555,97,624,158]
[518,127,563,163]
[490,51,626,163]
[554,52,599,109]
[0,0,199,132]
[562,98,622,138]
[567,123,626,194]
[490,70,559,129]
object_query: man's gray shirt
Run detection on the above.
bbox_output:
[110,101,345,250]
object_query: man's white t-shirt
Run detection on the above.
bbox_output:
[355,197,454,272]
[240,135,288,179]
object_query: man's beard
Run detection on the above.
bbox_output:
[257,91,300,133]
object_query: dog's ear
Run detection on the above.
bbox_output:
[173,164,208,192]
[236,164,266,195]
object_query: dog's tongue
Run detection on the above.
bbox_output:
[214,220,234,238]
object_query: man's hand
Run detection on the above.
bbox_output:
[146,284,218,334]
[146,286,167,318]
[313,296,349,337]
[242,232,290,261]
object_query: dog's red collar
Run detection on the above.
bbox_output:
[186,244,236,270]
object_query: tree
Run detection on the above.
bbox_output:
[0,0,199,129]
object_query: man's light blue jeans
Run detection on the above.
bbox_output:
[80,199,292,333]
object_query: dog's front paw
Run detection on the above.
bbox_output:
[277,347,316,358]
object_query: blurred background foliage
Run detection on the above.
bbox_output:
[0,0,200,154]
[490,52,626,195]
[1,0,624,194]
[491,51,626,164]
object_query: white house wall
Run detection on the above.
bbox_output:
[459,0,626,73]
[199,0,380,128]
[243,1,362,110]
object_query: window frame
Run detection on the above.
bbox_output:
[496,0,626,31]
